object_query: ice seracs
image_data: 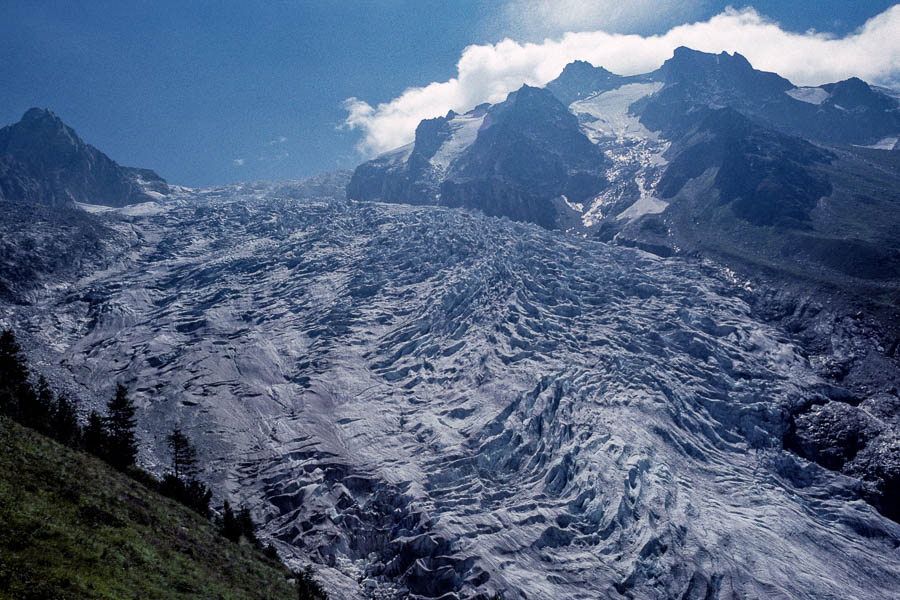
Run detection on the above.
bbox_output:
[5,186,900,599]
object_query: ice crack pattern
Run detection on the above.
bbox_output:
[11,186,900,600]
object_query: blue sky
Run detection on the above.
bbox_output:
[1,1,898,187]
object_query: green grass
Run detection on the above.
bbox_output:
[0,416,296,600]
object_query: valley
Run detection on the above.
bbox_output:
[2,44,900,600]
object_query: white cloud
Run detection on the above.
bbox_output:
[343,6,900,156]
[268,136,288,145]
[233,158,245,166]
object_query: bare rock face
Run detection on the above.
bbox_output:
[635,47,900,144]
[348,86,609,229]
[0,108,168,207]
[787,396,900,521]
[789,401,878,470]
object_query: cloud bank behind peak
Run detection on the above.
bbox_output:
[342,5,900,156]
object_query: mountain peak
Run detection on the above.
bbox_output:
[0,108,167,207]
[663,47,754,75]
[559,60,613,78]
[17,108,78,141]
[21,107,63,124]
[822,76,895,111]
[0,108,86,160]
[504,83,558,107]
[651,46,793,103]
[546,60,624,105]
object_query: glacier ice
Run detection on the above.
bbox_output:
[7,186,900,599]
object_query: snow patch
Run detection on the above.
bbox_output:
[75,202,117,214]
[561,195,583,213]
[571,82,664,143]
[375,142,414,164]
[616,193,668,222]
[74,201,169,216]
[786,87,830,105]
[855,136,899,150]
[430,113,485,171]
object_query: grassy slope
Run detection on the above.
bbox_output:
[0,416,296,600]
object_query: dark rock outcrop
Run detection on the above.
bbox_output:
[656,107,833,227]
[348,86,608,228]
[545,60,627,106]
[632,47,900,145]
[0,108,168,207]
[439,85,609,228]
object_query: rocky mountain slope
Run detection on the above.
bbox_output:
[348,85,610,228]
[349,48,900,291]
[0,108,168,208]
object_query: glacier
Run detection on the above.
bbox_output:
[5,180,900,599]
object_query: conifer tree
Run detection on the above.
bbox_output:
[0,329,29,418]
[183,478,213,517]
[160,426,211,516]
[52,393,81,446]
[238,505,258,545]
[22,375,55,433]
[105,384,137,470]
[83,410,108,458]
[264,543,279,560]
[222,500,241,543]
[166,426,200,481]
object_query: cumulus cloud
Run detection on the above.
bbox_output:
[343,6,900,156]
[233,158,245,166]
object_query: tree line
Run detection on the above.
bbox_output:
[0,329,328,599]
[0,329,212,513]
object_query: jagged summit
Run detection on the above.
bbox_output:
[649,46,793,103]
[663,46,755,70]
[20,107,66,126]
[546,60,626,105]
[823,76,898,111]
[0,107,168,207]
[1,108,87,163]
[489,83,576,121]
[349,82,608,228]
[350,45,900,256]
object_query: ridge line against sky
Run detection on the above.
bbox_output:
[343,5,900,156]
[2,1,898,186]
